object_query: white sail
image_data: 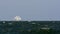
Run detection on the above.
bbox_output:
[14,16,21,21]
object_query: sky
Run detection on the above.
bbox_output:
[0,0,60,21]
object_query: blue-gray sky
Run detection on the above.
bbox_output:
[0,0,60,21]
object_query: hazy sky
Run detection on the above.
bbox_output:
[0,0,60,21]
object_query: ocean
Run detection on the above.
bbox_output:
[0,21,60,34]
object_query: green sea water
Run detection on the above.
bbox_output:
[0,21,60,34]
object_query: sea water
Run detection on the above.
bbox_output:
[0,21,60,34]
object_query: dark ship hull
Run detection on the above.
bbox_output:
[0,21,60,34]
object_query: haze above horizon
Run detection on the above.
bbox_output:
[0,0,60,21]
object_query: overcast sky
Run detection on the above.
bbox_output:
[0,0,60,21]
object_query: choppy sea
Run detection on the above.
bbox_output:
[0,21,60,34]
